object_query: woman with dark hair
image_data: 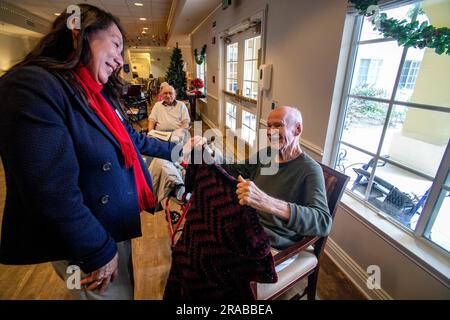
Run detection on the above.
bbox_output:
[0,4,202,299]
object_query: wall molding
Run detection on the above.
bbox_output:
[339,194,450,287]
[325,237,393,300]
[199,113,219,135]
[300,139,324,158]
[190,4,222,36]
[207,93,219,101]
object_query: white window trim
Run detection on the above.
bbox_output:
[329,3,450,282]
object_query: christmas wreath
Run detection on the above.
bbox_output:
[348,0,449,55]
[194,44,207,64]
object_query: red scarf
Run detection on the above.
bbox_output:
[73,65,155,211]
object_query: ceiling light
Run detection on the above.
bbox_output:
[142,31,146,34]
[54,13,60,16]
[139,18,146,21]
[143,27,148,30]
[134,2,143,6]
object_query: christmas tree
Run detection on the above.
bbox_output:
[166,45,187,100]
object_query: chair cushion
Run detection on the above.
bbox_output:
[257,250,318,300]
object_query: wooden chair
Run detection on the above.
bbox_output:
[253,163,350,300]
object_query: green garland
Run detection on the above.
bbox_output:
[348,0,450,55]
[194,44,207,65]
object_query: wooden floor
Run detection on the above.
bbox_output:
[0,118,366,300]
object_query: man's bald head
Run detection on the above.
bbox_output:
[269,106,303,127]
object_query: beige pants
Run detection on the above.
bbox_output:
[52,240,134,300]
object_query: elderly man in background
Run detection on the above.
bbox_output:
[147,85,191,206]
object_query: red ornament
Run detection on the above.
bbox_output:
[191,78,204,89]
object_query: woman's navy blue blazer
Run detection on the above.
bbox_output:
[0,66,180,273]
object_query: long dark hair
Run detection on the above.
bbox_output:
[6,4,126,102]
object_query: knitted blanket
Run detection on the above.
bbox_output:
[163,163,277,300]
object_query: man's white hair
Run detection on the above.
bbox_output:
[276,106,303,126]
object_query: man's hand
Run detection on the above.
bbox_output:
[236,175,268,211]
[236,175,290,220]
[80,252,119,295]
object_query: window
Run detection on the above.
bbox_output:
[334,1,450,253]
[422,144,450,251]
[241,110,257,146]
[243,36,261,99]
[196,55,207,94]
[356,59,383,86]
[225,102,236,131]
[399,60,421,90]
[226,43,238,93]
[223,27,261,150]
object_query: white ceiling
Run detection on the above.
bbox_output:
[4,0,220,47]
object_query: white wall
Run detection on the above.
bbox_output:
[192,0,347,150]
[132,57,151,79]
[150,51,171,79]
[191,0,450,299]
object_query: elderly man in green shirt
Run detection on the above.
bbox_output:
[222,106,330,250]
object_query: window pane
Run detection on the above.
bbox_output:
[245,38,254,60]
[242,110,256,127]
[426,188,450,252]
[232,62,238,79]
[342,98,388,153]
[226,79,237,92]
[226,102,236,117]
[226,115,236,130]
[381,105,449,177]
[252,60,258,81]
[254,36,261,59]
[242,111,256,145]
[226,103,236,131]
[335,145,375,199]
[368,162,432,230]
[245,36,260,60]
[242,125,249,141]
[251,82,258,100]
[395,47,450,107]
[359,3,416,41]
[350,41,403,99]
[226,63,232,79]
[244,61,252,81]
[243,81,251,97]
[227,43,238,61]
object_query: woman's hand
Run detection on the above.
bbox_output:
[80,252,119,295]
[182,136,206,158]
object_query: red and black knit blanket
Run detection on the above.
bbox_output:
[163,163,277,300]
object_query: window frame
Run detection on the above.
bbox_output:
[225,102,237,131]
[196,54,207,95]
[331,2,450,255]
[243,36,261,100]
[225,42,239,94]
[399,60,421,90]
